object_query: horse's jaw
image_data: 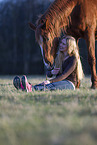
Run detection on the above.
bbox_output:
[39,44,54,70]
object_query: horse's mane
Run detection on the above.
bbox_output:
[45,0,73,18]
[36,0,76,38]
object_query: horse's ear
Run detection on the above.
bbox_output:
[28,22,36,31]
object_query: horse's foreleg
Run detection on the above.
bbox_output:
[86,29,97,88]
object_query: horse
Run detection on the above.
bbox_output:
[29,0,97,88]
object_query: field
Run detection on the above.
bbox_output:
[0,75,97,145]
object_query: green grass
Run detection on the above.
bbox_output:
[0,75,97,145]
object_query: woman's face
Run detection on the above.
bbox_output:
[59,38,68,52]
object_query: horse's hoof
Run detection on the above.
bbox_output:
[91,84,97,89]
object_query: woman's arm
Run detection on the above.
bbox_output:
[46,68,60,77]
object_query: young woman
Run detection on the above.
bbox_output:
[13,35,84,92]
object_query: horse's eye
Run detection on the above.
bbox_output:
[47,38,49,41]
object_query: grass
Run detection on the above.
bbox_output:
[0,75,97,145]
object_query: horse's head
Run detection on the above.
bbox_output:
[29,19,59,70]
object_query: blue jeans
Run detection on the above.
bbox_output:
[34,80,75,91]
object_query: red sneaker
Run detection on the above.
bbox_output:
[21,75,32,92]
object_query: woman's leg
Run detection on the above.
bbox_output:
[46,80,75,90]
[13,76,75,92]
[34,83,47,91]
[21,79,75,91]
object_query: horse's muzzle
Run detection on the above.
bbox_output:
[46,63,54,71]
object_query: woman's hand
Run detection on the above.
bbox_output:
[51,68,60,75]
[41,80,50,85]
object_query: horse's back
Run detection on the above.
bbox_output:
[74,0,97,29]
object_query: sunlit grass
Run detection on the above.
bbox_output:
[0,75,97,145]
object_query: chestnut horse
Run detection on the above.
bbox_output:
[29,0,97,88]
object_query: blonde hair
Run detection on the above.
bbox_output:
[55,36,84,80]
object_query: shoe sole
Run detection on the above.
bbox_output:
[13,76,21,90]
[21,75,27,90]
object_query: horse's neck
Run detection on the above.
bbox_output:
[45,0,77,36]
[46,0,77,21]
